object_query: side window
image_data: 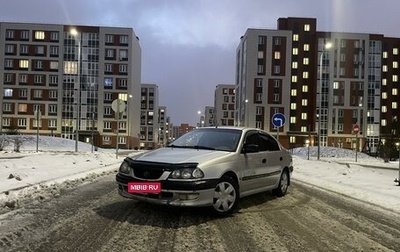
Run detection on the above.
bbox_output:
[260,133,280,151]
[245,132,259,146]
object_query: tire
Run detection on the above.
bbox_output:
[211,175,239,216]
[273,169,289,197]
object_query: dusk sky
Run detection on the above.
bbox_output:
[1,0,399,125]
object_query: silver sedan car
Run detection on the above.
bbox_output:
[116,127,293,216]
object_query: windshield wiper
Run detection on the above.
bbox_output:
[193,145,216,150]
[167,144,186,148]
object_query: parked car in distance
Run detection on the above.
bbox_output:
[116,126,293,216]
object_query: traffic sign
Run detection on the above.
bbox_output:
[353,124,360,134]
[272,113,286,128]
[111,99,126,112]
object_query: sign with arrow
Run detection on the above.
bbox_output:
[272,113,286,128]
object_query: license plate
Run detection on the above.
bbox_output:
[128,182,161,194]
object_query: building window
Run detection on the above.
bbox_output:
[119,49,128,60]
[301,113,307,120]
[64,61,78,74]
[49,104,57,113]
[304,44,310,51]
[49,90,58,99]
[393,48,398,55]
[3,103,12,112]
[304,24,310,31]
[256,78,263,87]
[20,45,29,54]
[292,62,298,69]
[393,88,398,95]
[34,75,44,84]
[290,103,296,110]
[303,72,309,79]
[36,46,45,55]
[119,78,127,88]
[19,89,27,98]
[6,29,15,39]
[119,35,128,44]
[18,104,28,113]
[273,94,279,102]
[4,73,13,83]
[290,136,296,143]
[274,51,280,59]
[291,76,297,83]
[49,119,57,128]
[50,46,59,56]
[33,89,43,98]
[290,117,296,124]
[303,58,309,65]
[392,102,398,109]
[302,85,308,92]
[274,37,281,45]
[381,119,387,126]
[35,31,45,40]
[393,75,398,82]
[302,99,308,106]
[292,48,298,55]
[19,74,28,83]
[50,32,59,41]
[18,119,27,127]
[293,34,299,41]
[2,118,11,127]
[119,64,127,73]
[105,63,112,73]
[104,121,111,129]
[35,60,43,70]
[5,44,15,54]
[4,89,13,97]
[104,106,112,115]
[19,60,29,69]
[5,59,13,68]
[291,89,297,96]
[273,80,280,88]
[383,65,388,72]
[49,75,58,85]
[106,48,114,58]
[105,34,114,43]
[274,66,280,74]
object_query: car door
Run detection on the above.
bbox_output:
[240,131,268,193]
[258,132,283,187]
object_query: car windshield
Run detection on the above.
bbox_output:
[168,128,242,152]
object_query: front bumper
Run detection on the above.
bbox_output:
[116,173,219,207]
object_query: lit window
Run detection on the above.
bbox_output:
[302,99,308,106]
[292,48,298,55]
[393,48,398,55]
[301,126,307,132]
[383,52,388,58]
[290,117,296,124]
[292,62,298,69]
[304,24,310,31]
[18,104,27,112]
[394,62,398,68]
[274,51,280,59]
[291,103,296,110]
[393,75,398,82]
[333,81,339,89]
[392,102,398,109]
[303,44,309,51]
[301,113,307,120]
[383,65,388,72]
[382,106,387,113]
[291,76,297,83]
[393,88,398,95]
[35,31,45,40]
[293,34,299,41]
[64,61,78,74]
[19,60,29,69]
[50,61,59,70]
[382,79,387,86]
[303,58,309,65]
[4,89,13,97]
[381,119,387,126]
[291,89,297,96]
[382,92,387,99]
[302,85,308,92]
[290,136,296,143]
[303,72,309,79]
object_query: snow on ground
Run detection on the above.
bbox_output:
[0,135,399,214]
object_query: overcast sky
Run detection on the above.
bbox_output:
[1,0,400,125]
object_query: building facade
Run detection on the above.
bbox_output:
[204,106,215,127]
[236,17,400,153]
[214,84,235,126]
[139,83,159,149]
[0,22,141,149]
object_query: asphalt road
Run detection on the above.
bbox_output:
[0,175,399,252]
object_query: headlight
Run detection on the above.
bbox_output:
[119,161,131,174]
[169,168,204,179]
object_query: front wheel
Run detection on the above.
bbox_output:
[211,175,239,216]
[273,170,289,197]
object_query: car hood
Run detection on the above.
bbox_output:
[130,147,232,164]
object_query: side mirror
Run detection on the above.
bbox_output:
[243,144,259,154]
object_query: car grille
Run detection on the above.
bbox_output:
[133,166,164,179]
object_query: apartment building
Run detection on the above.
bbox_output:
[204,106,215,127]
[158,106,171,147]
[214,84,235,126]
[0,22,141,149]
[139,83,159,149]
[236,17,400,152]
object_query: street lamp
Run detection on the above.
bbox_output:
[71,28,81,152]
[317,41,332,160]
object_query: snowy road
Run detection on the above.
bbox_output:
[0,175,399,252]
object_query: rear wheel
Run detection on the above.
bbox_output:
[273,169,289,197]
[211,175,239,216]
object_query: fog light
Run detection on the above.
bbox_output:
[178,193,199,200]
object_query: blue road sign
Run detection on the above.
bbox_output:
[272,113,286,127]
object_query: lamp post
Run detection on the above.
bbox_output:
[245,99,249,127]
[71,29,81,152]
[317,41,332,160]
[396,143,400,186]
